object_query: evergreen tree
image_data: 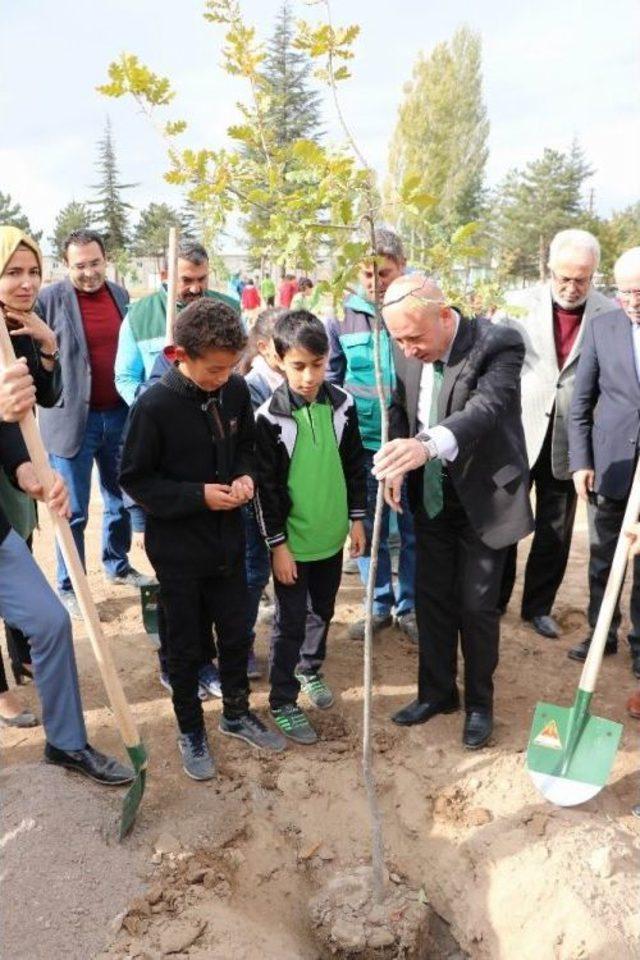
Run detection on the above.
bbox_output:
[594,202,640,281]
[492,142,594,282]
[132,202,187,265]
[0,191,42,241]
[244,0,323,269]
[49,200,91,259]
[263,0,323,147]
[88,118,136,255]
[385,27,489,259]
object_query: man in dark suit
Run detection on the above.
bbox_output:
[567,246,640,677]
[372,274,533,748]
[38,229,151,619]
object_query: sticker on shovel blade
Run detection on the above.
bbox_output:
[533,719,563,750]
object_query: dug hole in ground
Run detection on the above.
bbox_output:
[1,495,639,959]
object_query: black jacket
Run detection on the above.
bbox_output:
[119,366,255,578]
[390,316,533,550]
[0,422,30,545]
[254,381,367,549]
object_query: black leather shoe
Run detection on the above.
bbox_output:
[567,637,618,663]
[44,743,135,785]
[391,693,459,726]
[463,711,493,749]
[527,614,560,639]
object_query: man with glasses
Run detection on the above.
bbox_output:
[38,229,152,619]
[568,247,640,677]
[496,229,612,639]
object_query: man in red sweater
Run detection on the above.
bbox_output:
[38,229,152,619]
[495,229,612,640]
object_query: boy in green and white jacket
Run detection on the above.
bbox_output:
[255,310,367,744]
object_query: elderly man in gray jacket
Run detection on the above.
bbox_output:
[497,229,612,639]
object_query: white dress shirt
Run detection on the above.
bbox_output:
[416,312,460,463]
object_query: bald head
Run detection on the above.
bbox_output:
[615,247,640,324]
[382,273,456,362]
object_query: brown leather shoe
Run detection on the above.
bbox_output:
[627,689,640,719]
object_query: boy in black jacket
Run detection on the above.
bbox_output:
[121,299,286,780]
[255,311,367,744]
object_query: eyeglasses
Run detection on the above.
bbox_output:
[618,288,640,301]
[550,270,592,289]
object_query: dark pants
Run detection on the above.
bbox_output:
[159,565,250,734]
[270,550,343,709]
[243,504,272,643]
[1,535,33,694]
[414,487,507,713]
[500,426,576,618]
[587,493,640,647]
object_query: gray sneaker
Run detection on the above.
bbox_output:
[348,614,392,641]
[219,711,286,752]
[295,671,334,710]
[58,591,82,621]
[395,612,419,643]
[177,729,216,780]
[106,568,156,588]
[270,704,318,744]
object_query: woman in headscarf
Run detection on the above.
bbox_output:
[0,226,61,725]
[0,226,134,784]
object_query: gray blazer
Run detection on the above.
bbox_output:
[37,278,129,458]
[569,308,640,501]
[390,316,534,551]
[495,283,613,479]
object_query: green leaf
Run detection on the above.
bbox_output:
[164,120,187,137]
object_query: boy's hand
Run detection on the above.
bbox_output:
[230,474,254,503]
[272,543,297,585]
[349,519,366,558]
[204,483,239,511]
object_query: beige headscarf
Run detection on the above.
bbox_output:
[0,225,44,539]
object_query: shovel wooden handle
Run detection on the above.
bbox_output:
[0,309,141,748]
[165,227,178,344]
[581,457,640,692]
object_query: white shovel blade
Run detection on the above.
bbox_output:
[528,769,603,807]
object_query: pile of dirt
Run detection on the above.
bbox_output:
[1,502,640,959]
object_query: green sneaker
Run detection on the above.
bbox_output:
[270,704,318,744]
[295,671,334,710]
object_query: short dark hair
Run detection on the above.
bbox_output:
[273,310,328,360]
[177,240,208,265]
[63,229,106,259]
[173,298,247,357]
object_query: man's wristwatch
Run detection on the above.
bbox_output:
[39,348,60,362]
[419,433,439,460]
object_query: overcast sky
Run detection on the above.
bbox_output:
[1,0,638,252]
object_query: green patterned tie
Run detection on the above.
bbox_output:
[422,360,444,518]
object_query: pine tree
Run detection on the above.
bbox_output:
[49,200,91,259]
[263,0,323,147]
[0,191,42,241]
[244,1,323,269]
[88,118,136,256]
[385,27,489,259]
[132,202,188,265]
[492,143,594,282]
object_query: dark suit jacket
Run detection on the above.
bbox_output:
[37,278,129,458]
[390,316,533,550]
[568,307,640,500]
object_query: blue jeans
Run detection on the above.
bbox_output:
[0,531,86,750]
[50,404,132,594]
[357,449,416,617]
[243,504,271,643]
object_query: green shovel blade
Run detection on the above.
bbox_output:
[526,692,622,807]
[119,741,149,841]
[140,583,160,636]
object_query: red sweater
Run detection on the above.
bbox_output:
[552,301,585,370]
[76,286,122,410]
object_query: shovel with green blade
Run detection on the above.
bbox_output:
[526,460,640,807]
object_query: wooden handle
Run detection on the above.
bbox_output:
[0,309,141,748]
[165,227,179,344]
[581,457,640,692]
